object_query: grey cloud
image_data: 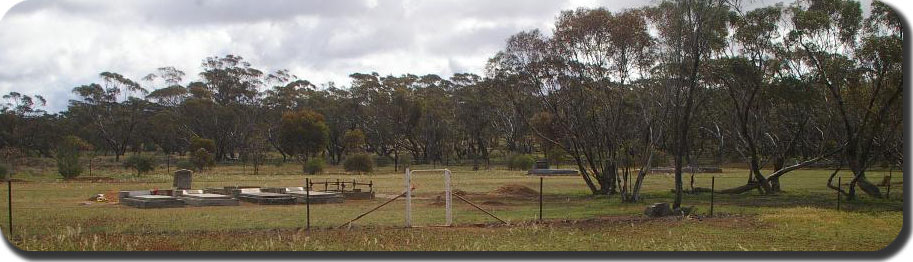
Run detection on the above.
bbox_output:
[0,0,669,112]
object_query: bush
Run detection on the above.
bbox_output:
[344,153,375,173]
[397,153,412,169]
[176,160,194,171]
[191,148,215,171]
[304,158,325,175]
[507,154,536,170]
[189,137,216,153]
[57,135,91,179]
[0,164,8,179]
[123,155,156,176]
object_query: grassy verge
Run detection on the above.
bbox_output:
[0,158,904,251]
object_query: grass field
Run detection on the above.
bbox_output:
[0,157,905,251]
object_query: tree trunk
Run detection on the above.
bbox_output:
[673,152,683,209]
[628,148,653,202]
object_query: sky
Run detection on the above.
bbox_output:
[0,0,890,112]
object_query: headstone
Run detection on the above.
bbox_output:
[535,160,549,170]
[173,169,193,190]
[643,202,673,217]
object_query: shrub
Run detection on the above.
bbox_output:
[304,158,325,175]
[123,155,156,176]
[344,153,374,173]
[397,153,412,169]
[0,163,8,179]
[507,154,536,170]
[57,135,91,179]
[191,148,215,171]
[176,160,195,171]
[189,137,216,153]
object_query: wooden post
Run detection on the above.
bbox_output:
[837,177,841,211]
[886,175,891,200]
[539,177,543,222]
[710,177,715,217]
[7,176,11,240]
[306,178,311,231]
[405,168,412,228]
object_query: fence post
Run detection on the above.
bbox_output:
[886,174,891,200]
[837,177,841,211]
[306,178,311,231]
[539,177,543,222]
[710,176,715,217]
[405,168,412,228]
[7,176,11,240]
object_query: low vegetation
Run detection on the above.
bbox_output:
[0,156,903,251]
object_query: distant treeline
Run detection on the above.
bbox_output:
[0,0,902,205]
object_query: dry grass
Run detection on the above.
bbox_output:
[0,155,904,251]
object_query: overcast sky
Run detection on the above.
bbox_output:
[0,0,888,112]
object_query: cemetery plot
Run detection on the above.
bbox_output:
[310,179,376,200]
[176,190,239,206]
[119,192,186,209]
[526,160,579,176]
[266,187,344,204]
[235,188,297,205]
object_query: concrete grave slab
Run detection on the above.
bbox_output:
[120,193,185,209]
[235,188,296,205]
[177,189,239,206]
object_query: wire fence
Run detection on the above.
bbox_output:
[0,171,903,243]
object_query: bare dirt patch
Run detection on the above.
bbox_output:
[489,184,539,199]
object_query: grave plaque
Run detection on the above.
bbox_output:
[535,160,549,170]
[173,169,193,190]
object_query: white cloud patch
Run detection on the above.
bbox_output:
[0,0,790,112]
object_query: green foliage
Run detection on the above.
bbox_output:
[303,158,325,175]
[397,153,412,169]
[56,135,91,179]
[123,155,156,176]
[189,137,216,154]
[0,163,8,179]
[507,154,536,170]
[279,110,329,161]
[191,148,215,171]
[176,160,194,171]
[344,153,375,173]
[342,129,366,153]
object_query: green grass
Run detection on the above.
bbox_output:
[0,156,904,251]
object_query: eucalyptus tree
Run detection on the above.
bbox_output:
[787,0,901,199]
[0,92,54,156]
[69,71,151,161]
[452,73,498,168]
[349,72,405,166]
[646,0,730,207]
[489,6,657,196]
[262,69,315,161]
[194,55,265,160]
